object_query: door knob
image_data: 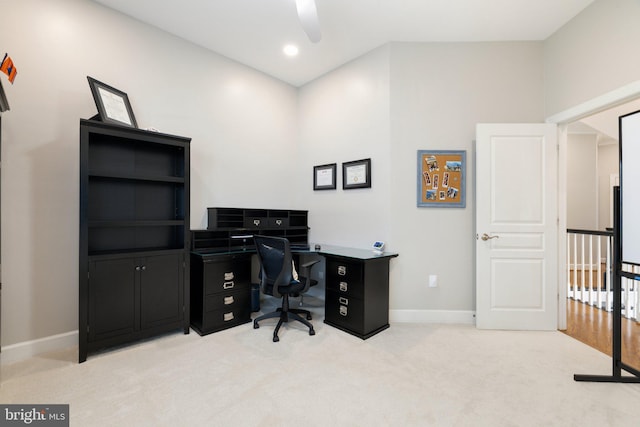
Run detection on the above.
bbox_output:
[480,233,499,241]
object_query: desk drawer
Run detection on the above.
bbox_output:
[201,305,252,333]
[326,259,364,298]
[204,288,251,312]
[325,289,364,331]
[203,256,251,295]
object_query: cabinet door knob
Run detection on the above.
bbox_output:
[135,266,141,271]
[141,265,146,271]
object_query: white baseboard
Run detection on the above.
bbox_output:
[390,309,476,324]
[1,330,78,365]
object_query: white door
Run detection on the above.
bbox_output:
[476,123,558,330]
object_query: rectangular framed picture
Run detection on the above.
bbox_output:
[313,163,337,190]
[417,150,465,207]
[87,76,138,128]
[342,158,371,189]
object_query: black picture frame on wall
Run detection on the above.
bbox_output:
[314,163,337,190]
[87,76,138,128]
[342,158,371,189]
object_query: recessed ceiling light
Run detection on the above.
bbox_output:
[283,44,299,57]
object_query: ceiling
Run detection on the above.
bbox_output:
[93,0,595,87]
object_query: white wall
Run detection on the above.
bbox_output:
[544,0,640,117]
[566,133,598,229]
[0,0,297,350]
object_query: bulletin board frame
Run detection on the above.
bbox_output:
[417,150,466,208]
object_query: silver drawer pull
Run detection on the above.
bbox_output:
[224,296,235,305]
[223,281,235,289]
[338,265,347,276]
[338,297,349,305]
[253,219,261,226]
[339,281,348,292]
[275,219,282,226]
[224,272,234,281]
[223,312,234,321]
[339,305,348,316]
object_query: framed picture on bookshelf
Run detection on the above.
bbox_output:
[87,76,138,128]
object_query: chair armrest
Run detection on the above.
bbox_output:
[301,260,320,270]
[298,259,320,293]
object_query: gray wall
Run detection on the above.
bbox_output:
[544,0,640,116]
[567,133,598,230]
[2,0,640,357]
[0,0,297,351]
[388,42,545,316]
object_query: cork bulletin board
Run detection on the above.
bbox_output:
[417,150,466,208]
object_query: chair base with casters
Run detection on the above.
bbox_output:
[253,287,315,342]
[253,235,319,342]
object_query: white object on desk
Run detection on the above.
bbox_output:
[372,241,385,255]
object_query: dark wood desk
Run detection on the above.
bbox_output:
[190,243,398,339]
[314,245,398,339]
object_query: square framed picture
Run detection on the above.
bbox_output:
[87,76,138,128]
[313,163,337,190]
[417,150,465,207]
[342,158,371,189]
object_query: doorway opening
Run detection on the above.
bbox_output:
[558,93,640,369]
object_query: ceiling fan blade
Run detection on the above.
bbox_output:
[295,0,321,43]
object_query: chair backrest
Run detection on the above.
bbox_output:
[253,235,293,298]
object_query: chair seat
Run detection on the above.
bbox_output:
[267,280,305,295]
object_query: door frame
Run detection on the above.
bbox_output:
[546,80,640,330]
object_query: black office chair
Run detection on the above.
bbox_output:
[253,235,319,342]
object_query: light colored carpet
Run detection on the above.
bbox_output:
[2,296,639,426]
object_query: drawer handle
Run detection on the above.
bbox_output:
[339,297,349,305]
[224,296,234,305]
[339,305,348,316]
[338,265,347,276]
[339,281,348,292]
[223,312,235,322]
[253,219,261,226]
[275,219,282,226]
[224,272,235,281]
[223,281,235,289]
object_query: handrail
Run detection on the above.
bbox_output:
[567,228,613,236]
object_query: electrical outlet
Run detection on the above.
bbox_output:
[429,274,438,288]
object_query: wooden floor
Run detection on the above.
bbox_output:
[563,298,640,371]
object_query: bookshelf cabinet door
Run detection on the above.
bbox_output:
[140,253,185,329]
[88,258,137,342]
